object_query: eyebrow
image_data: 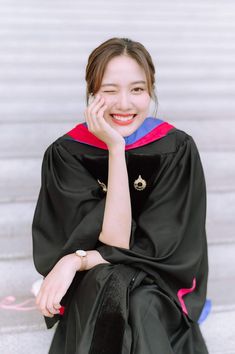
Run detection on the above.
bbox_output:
[101,81,146,87]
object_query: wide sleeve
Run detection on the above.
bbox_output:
[97,135,208,322]
[32,141,106,277]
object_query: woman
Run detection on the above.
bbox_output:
[32,37,209,353]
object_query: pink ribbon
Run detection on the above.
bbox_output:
[177,277,196,315]
[0,296,37,311]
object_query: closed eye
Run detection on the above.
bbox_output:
[103,88,144,93]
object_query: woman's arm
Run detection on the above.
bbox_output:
[36,250,110,317]
[98,145,132,249]
[84,94,132,249]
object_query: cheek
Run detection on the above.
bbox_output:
[101,93,151,111]
[136,95,151,110]
[102,96,115,108]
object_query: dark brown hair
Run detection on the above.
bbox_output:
[85,37,158,116]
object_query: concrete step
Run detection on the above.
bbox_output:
[0,313,234,354]
[207,277,235,308]
[0,190,234,258]
[0,0,233,5]
[0,258,39,297]
[1,50,235,66]
[200,308,235,354]
[1,35,234,49]
[208,243,235,280]
[0,295,45,334]
[0,12,234,28]
[0,2,234,15]
[1,64,235,82]
[0,153,234,202]
[0,329,55,354]
[1,120,235,159]
[0,81,234,100]
[0,294,234,354]
[0,241,235,297]
[0,213,235,260]
[0,96,234,122]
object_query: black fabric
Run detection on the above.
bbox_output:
[32,127,209,353]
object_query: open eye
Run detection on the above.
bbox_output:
[133,87,144,93]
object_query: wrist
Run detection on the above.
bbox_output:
[75,249,88,271]
[69,253,81,271]
[108,144,125,155]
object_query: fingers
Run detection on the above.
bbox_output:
[36,290,54,317]
[47,292,61,316]
[36,288,61,318]
[85,94,107,132]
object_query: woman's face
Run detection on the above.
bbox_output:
[96,55,151,137]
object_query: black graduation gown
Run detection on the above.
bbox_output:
[32,119,209,354]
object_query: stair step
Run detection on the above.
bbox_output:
[0,329,55,354]
[207,277,235,308]
[200,308,235,354]
[1,38,234,51]
[0,218,235,259]
[0,296,45,335]
[0,14,234,28]
[0,293,234,335]
[0,2,234,15]
[1,52,235,67]
[0,294,234,354]
[0,258,40,297]
[1,120,235,159]
[0,242,235,297]
[1,65,235,82]
[0,81,234,98]
[208,243,235,279]
[0,98,234,122]
[0,191,234,255]
[0,154,234,202]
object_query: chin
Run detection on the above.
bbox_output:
[105,114,147,137]
[113,124,139,137]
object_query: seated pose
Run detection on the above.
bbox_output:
[32,37,209,354]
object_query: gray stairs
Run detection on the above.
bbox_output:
[0,1,235,353]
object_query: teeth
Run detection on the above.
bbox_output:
[112,115,135,121]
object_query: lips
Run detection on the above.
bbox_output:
[110,114,137,126]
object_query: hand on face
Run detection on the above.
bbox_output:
[84,94,125,150]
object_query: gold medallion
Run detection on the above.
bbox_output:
[97,179,107,193]
[134,175,147,191]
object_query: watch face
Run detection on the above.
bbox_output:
[76,250,87,257]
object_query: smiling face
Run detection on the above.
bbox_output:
[96,55,152,137]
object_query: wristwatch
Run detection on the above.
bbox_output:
[75,250,88,271]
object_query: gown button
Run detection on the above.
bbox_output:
[97,179,107,193]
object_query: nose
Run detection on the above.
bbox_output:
[115,92,133,111]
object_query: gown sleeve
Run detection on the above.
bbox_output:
[32,140,106,277]
[97,134,208,322]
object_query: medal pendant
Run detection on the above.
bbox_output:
[134,175,147,191]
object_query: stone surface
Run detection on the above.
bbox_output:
[1,120,235,159]
[0,258,41,297]
[200,309,235,354]
[0,153,235,202]
[0,330,55,354]
[0,192,235,260]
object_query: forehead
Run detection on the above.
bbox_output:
[101,55,146,84]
